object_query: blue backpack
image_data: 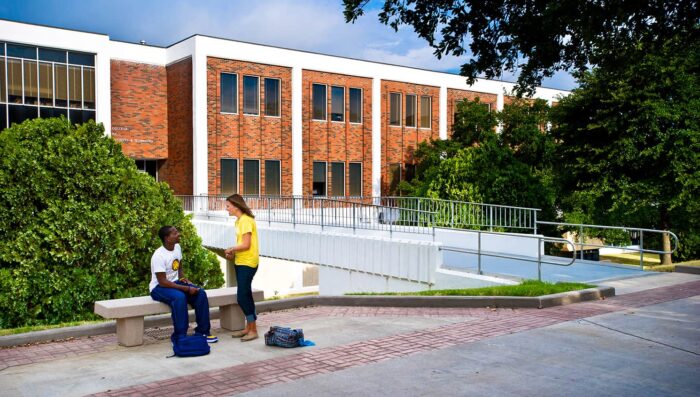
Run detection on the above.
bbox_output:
[171,334,210,357]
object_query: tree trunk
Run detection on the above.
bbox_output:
[660,208,672,265]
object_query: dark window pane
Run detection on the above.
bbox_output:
[55,64,67,107]
[39,48,66,63]
[0,59,5,103]
[221,158,238,195]
[388,163,401,196]
[420,96,431,128]
[7,44,36,59]
[83,68,95,109]
[82,110,95,122]
[39,62,53,106]
[331,86,344,122]
[0,43,4,56]
[405,164,416,182]
[243,159,259,195]
[243,76,259,115]
[68,66,82,108]
[389,93,401,126]
[265,160,281,195]
[68,52,94,66]
[264,78,280,117]
[221,73,237,113]
[312,162,326,196]
[7,59,22,103]
[145,160,158,180]
[405,94,416,127]
[349,163,362,197]
[312,84,326,120]
[331,162,345,196]
[349,88,361,123]
[40,107,67,119]
[8,105,37,126]
[68,110,94,125]
[0,106,6,131]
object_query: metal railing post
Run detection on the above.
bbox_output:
[580,225,584,260]
[352,202,356,232]
[477,231,482,275]
[489,206,493,231]
[537,237,542,281]
[320,198,324,229]
[450,201,454,228]
[292,197,296,227]
[267,197,271,226]
[639,230,644,269]
[533,210,538,235]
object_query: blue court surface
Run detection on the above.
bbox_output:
[443,251,650,283]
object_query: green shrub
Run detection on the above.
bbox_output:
[0,118,223,328]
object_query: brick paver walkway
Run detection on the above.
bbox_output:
[2,280,698,397]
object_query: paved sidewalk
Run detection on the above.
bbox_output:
[0,273,698,396]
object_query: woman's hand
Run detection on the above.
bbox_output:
[224,247,234,259]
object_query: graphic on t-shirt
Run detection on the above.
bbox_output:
[172,259,180,271]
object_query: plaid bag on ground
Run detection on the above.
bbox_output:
[264,326,304,348]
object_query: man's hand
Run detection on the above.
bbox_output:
[187,285,200,295]
[179,277,192,285]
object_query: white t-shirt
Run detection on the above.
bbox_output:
[149,244,182,292]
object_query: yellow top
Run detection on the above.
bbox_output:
[235,214,259,268]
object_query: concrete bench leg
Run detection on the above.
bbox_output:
[116,317,144,347]
[219,304,245,331]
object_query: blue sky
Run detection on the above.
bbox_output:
[0,0,576,91]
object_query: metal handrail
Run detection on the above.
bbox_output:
[536,221,679,269]
[439,229,576,281]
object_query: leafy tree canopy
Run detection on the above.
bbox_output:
[0,118,223,327]
[550,34,700,261]
[343,0,699,95]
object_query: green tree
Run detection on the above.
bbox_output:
[404,98,557,225]
[0,118,223,328]
[551,35,700,263]
[343,0,699,95]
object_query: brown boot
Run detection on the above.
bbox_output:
[240,332,258,342]
[231,329,248,338]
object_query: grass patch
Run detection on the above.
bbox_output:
[348,280,594,297]
[644,259,700,273]
[265,291,319,301]
[0,320,109,336]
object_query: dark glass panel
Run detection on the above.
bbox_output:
[388,163,401,196]
[405,94,416,127]
[39,62,53,106]
[349,163,362,197]
[8,105,37,126]
[221,158,238,195]
[243,159,260,195]
[331,162,345,196]
[264,78,280,117]
[83,68,95,109]
[68,66,81,108]
[242,76,259,115]
[349,88,361,123]
[389,93,401,126]
[39,48,66,63]
[68,52,94,66]
[7,59,22,104]
[420,96,431,128]
[220,73,237,113]
[7,44,36,59]
[330,86,344,122]
[40,107,67,119]
[264,160,281,195]
[312,162,326,196]
[54,64,68,107]
[312,84,326,120]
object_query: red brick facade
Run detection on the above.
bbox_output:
[302,70,373,197]
[206,57,292,196]
[381,80,439,195]
[446,89,497,138]
[160,58,193,195]
[110,60,168,159]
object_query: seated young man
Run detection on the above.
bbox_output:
[149,226,217,343]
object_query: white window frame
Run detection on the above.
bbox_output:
[220,72,239,115]
[242,75,260,116]
[349,87,363,124]
[264,77,281,118]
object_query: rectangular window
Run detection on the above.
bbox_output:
[7,59,22,103]
[264,78,280,117]
[420,96,431,128]
[39,48,66,63]
[243,159,260,195]
[135,160,159,180]
[482,103,492,112]
[388,163,401,196]
[221,158,238,195]
[220,73,238,113]
[23,60,38,105]
[389,92,401,126]
[349,162,362,197]
[39,62,53,106]
[312,161,327,196]
[331,162,345,196]
[68,52,94,67]
[68,65,82,108]
[8,105,37,126]
[405,94,416,127]
[7,44,36,59]
[83,68,95,110]
[331,86,344,122]
[264,160,281,196]
[312,83,326,121]
[243,76,259,115]
[349,88,362,123]
[405,164,416,182]
[0,59,6,103]
[55,64,67,107]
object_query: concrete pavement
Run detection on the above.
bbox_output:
[0,272,698,396]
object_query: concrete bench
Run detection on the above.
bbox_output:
[94,287,264,347]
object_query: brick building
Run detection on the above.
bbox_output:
[0,20,568,197]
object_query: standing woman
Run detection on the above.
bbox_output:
[224,194,260,341]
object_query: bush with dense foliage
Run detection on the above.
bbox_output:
[0,118,223,328]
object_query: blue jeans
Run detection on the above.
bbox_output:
[150,281,211,341]
[234,264,258,322]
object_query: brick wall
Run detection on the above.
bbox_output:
[380,80,439,195]
[110,60,168,159]
[302,70,373,197]
[207,57,292,196]
[160,58,193,195]
[446,89,497,138]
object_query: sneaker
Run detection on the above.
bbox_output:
[197,333,218,343]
